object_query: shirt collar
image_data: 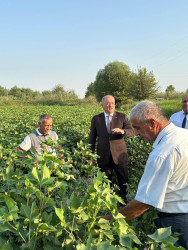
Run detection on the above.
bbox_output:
[36,128,50,136]
[104,112,114,117]
[152,123,174,149]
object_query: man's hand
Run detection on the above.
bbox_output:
[111,128,124,134]
[17,146,23,152]
[97,200,149,225]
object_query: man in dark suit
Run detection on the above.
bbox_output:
[89,95,136,201]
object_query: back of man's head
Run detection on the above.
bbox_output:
[129,101,167,124]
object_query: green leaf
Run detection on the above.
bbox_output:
[98,218,111,230]
[79,211,89,221]
[41,177,55,186]
[44,197,55,206]
[42,211,51,224]
[5,165,14,179]
[0,223,17,233]
[120,233,142,245]
[21,202,39,222]
[42,164,51,179]
[4,196,19,219]
[68,193,81,210]
[38,223,56,232]
[148,227,172,242]
[55,207,64,222]
[0,240,13,250]
[4,196,17,211]
[119,236,132,248]
[103,230,114,240]
[76,243,87,250]
[0,207,8,218]
[113,212,125,220]
[32,165,51,186]
[20,204,31,218]
[32,167,39,182]
[97,242,119,250]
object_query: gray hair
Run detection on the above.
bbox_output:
[38,114,52,123]
[101,95,115,104]
[129,101,167,124]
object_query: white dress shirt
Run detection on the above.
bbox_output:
[135,123,188,213]
[104,112,113,126]
[169,110,188,129]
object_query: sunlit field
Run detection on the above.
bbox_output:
[0,100,182,249]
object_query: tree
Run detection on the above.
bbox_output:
[93,61,131,104]
[85,82,95,98]
[52,84,66,99]
[42,90,52,96]
[66,90,78,99]
[165,85,175,93]
[129,67,159,100]
[9,86,22,99]
[0,86,8,96]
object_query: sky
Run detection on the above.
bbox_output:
[0,0,188,98]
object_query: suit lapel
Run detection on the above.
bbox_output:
[111,111,118,129]
[99,113,108,134]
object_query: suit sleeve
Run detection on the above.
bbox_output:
[123,114,137,137]
[89,117,97,153]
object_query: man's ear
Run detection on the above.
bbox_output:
[148,118,156,128]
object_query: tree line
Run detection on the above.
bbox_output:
[85,61,188,104]
[1,60,187,105]
[0,84,78,101]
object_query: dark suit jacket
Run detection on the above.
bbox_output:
[89,111,135,166]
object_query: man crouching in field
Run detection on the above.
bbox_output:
[17,114,64,162]
[101,101,188,248]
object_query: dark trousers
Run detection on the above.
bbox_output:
[99,154,128,202]
[155,213,188,249]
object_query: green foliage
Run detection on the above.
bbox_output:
[91,62,161,103]
[85,82,95,98]
[94,61,131,104]
[155,99,182,119]
[0,104,184,249]
[129,67,159,100]
[166,85,175,93]
[0,86,8,96]
[0,84,79,105]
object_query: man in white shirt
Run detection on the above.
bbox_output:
[17,114,58,155]
[102,101,188,248]
[169,95,188,129]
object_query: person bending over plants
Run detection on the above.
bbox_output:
[101,101,188,249]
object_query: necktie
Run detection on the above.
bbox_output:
[107,116,111,133]
[182,114,187,128]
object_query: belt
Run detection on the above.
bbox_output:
[158,212,188,217]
